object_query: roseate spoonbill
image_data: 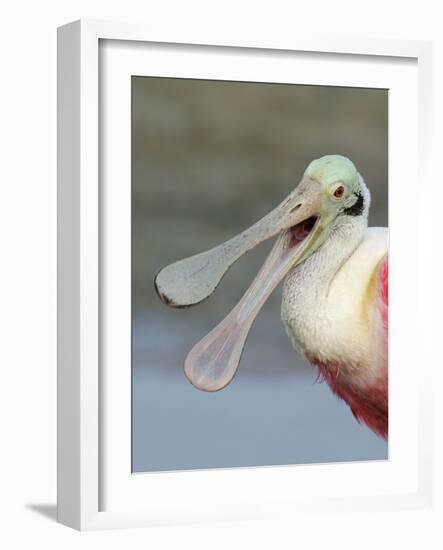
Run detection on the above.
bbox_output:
[155,155,388,438]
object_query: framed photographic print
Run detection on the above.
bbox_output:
[57,19,433,530]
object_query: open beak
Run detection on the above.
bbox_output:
[154,176,326,391]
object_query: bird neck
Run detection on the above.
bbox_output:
[290,215,367,290]
[281,214,368,362]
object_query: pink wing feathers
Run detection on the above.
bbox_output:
[369,253,388,437]
[373,254,388,392]
[377,254,388,331]
[354,253,388,438]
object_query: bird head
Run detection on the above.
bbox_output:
[305,154,370,220]
[155,155,370,390]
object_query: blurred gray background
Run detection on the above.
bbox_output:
[132,77,388,473]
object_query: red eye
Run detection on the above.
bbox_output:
[334,185,345,198]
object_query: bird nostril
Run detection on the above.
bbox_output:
[290,203,302,213]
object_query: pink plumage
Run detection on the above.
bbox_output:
[308,255,388,439]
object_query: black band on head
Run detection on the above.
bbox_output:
[343,192,364,217]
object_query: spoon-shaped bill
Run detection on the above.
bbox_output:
[154,177,322,308]
[184,221,321,391]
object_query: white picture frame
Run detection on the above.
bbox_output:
[57,19,433,531]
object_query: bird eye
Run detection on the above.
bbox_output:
[333,185,345,199]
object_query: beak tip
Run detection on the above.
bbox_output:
[154,271,202,309]
[154,273,174,306]
[184,366,229,392]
